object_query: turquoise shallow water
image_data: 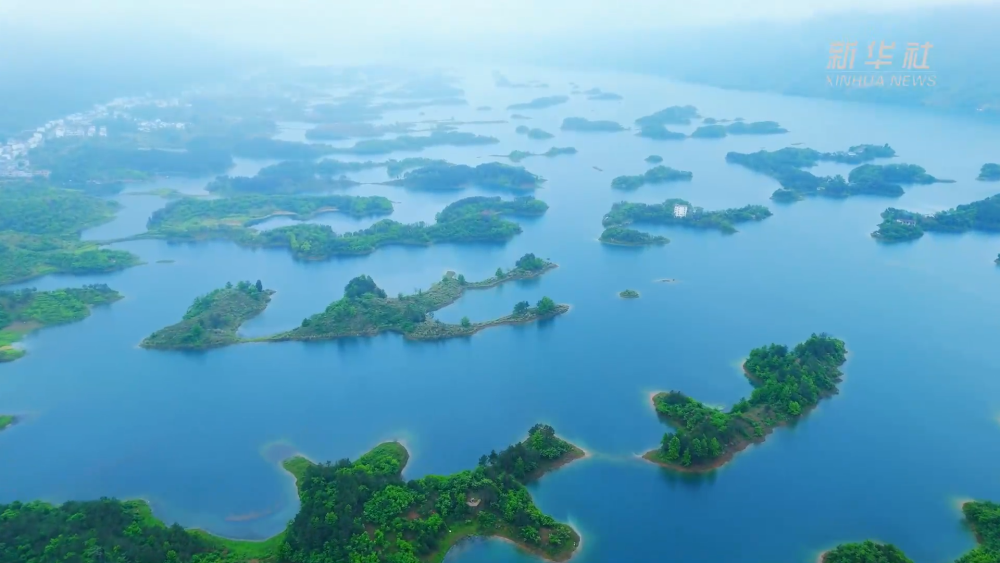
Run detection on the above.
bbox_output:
[2,67,1000,562]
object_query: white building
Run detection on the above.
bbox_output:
[673,204,689,218]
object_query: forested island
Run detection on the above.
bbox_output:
[494,147,577,163]
[979,163,1000,181]
[871,194,1000,242]
[0,284,121,362]
[560,117,625,132]
[611,165,693,190]
[690,121,787,138]
[635,105,700,127]
[644,333,847,471]
[725,144,952,200]
[205,159,383,195]
[637,125,686,140]
[385,162,544,192]
[141,281,274,350]
[0,415,14,431]
[599,227,669,246]
[330,131,499,155]
[515,126,554,140]
[506,96,569,110]
[0,424,583,563]
[603,199,771,235]
[645,155,663,164]
[619,289,640,298]
[582,88,623,101]
[270,254,566,343]
[0,183,142,285]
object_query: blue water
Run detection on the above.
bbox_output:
[3,67,1000,563]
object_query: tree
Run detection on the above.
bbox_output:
[513,301,530,315]
[495,267,504,278]
[788,400,802,416]
[461,316,471,328]
[681,448,692,467]
[709,437,722,458]
[665,435,681,461]
[536,296,556,314]
[457,274,466,284]
[255,279,263,292]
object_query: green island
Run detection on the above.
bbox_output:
[205,159,384,195]
[637,125,686,140]
[384,162,544,192]
[0,415,14,431]
[0,183,142,285]
[330,131,499,156]
[1,284,122,362]
[515,126,554,140]
[634,105,701,127]
[819,500,1000,563]
[586,90,623,101]
[645,155,663,164]
[871,194,1000,243]
[619,289,640,299]
[506,96,569,110]
[270,254,567,343]
[690,121,787,138]
[599,226,669,246]
[0,425,583,563]
[978,163,1000,181]
[140,280,273,350]
[643,333,847,471]
[603,198,772,235]
[559,117,625,132]
[494,147,578,163]
[611,165,693,190]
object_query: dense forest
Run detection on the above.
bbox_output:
[205,159,380,195]
[272,255,565,342]
[560,117,626,132]
[141,281,274,350]
[599,226,669,246]
[0,284,121,362]
[497,147,577,163]
[610,165,693,190]
[386,162,544,192]
[506,96,569,110]
[872,194,1000,242]
[979,163,1000,181]
[603,198,772,234]
[646,334,847,470]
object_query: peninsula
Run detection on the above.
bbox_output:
[635,105,701,127]
[603,198,772,234]
[269,254,567,343]
[871,193,1000,243]
[600,227,669,246]
[978,163,1000,181]
[1,284,122,362]
[611,165,693,190]
[560,117,626,132]
[385,161,544,192]
[506,96,569,110]
[516,125,554,139]
[0,424,584,563]
[493,147,577,163]
[644,333,847,472]
[140,280,274,350]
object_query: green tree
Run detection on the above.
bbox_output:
[457,274,466,284]
[709,437,722,458]
[460,316,471,328]
[495,267,504,278]
[681,448,692,467]
[255,279,263,292]
[513,301,530,315]
[666,435,681,461]
[536,296,556,314]
[788,400,802,416]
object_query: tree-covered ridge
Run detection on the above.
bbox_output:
[820,501,1000,563]
[143,194,394,239]
[515,126,554,140]
[385,162,544,192]
[690,121,787,138]
[872,194,1000,242]
[494,147,578,163]
[0,284,121,362]
[610,165,693,190]
[271,255,566,343]
[560,117,626,132]
[599,227,669,246]
[506,96,570,110]
[0,232,141,287]
[205,160,382,195]
[644,334,847,471]
[603,198,772,235]
[0,182,121,236]
[281,425,582,563]
[635,105,701,127]
[724,144,953,201]
[979,164,1000,181]
[329,131,499,155]
[637,125,686,140]
[141,281,274,350]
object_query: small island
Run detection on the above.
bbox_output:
[206,159,382,195]
[330,131,499,156]
[515,125,555,139]
[645,155,663,164]
[140,280,273,350]
[0,424,584,563]
[560,117,625,132]
[690,121,787,138]
[637,125,686,140]
[603,198,772,235]
[494,147,577,163]
[1,284,122,362]
[635,105,701,127]
[270,254,567,344]
[644,333,846,472]
[611,165,693,190]
[511,113,530,120]
[599,226,669,246]
[506,96,569,110]
[871,193,1000,243]
[0,415,16,432]
[619,289,640,299]
[978,163,1000,181]
[385,162,544,192]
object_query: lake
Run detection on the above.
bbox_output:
[2,66,1000,563]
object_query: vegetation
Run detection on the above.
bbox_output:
[0,284,122,362]
[271,256,566,343]
[141,281,274,350]
[205,160,385,195]
[635,105,700,126]
[330,131,499,155]
[644,334,847,471]
[496,147,577,163]
[385,162,544,192]
[587,91,623,101]
[506,96,569,110]
[645,155,663,164]
[0,415,14,431]
[979,163,1000,181]
[560,117,625,132]
[619,289,640,298]
[515,126,554,140]
[691,121,787,138]
[599,227,669,246]
[0,232,142,286]
[611,165,693,190]
[872,194,1000,242]
[385,158,451,178]
[637,125,686,140]
[822,541,913,563]
[603,198,771,235]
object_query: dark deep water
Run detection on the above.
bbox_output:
[3,67,1000,563]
